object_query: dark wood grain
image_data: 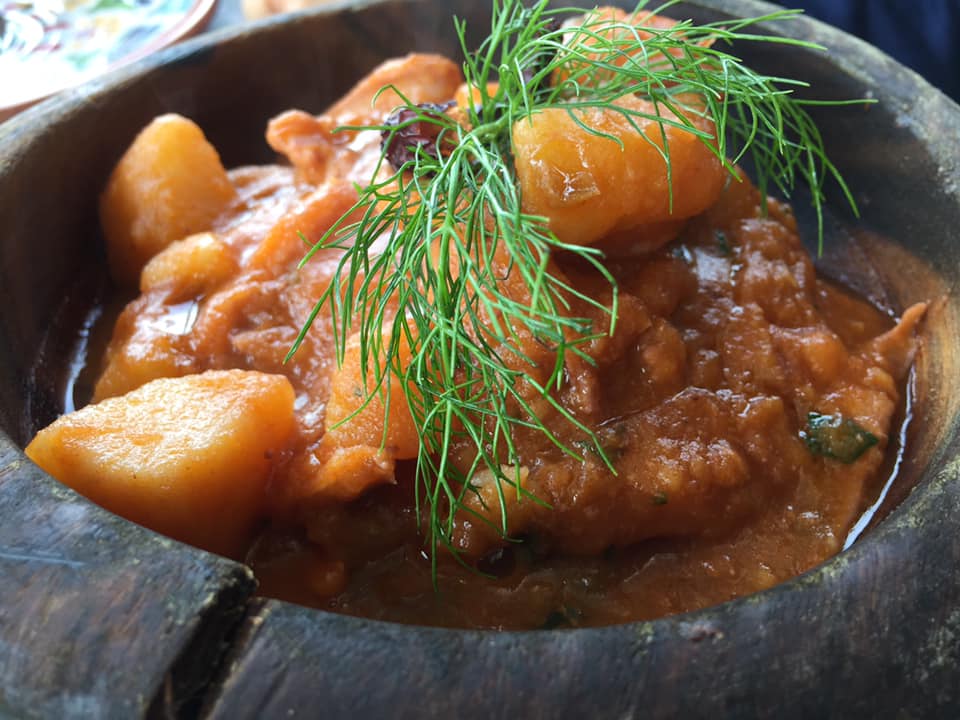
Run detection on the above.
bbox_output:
[203,456,960,718]
[0,441,255,719]
[202,469,960,720]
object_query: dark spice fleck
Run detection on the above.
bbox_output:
[801,411,878,463]
[522,17,563,92]
[477,545,516,577]
[541,604,584,630]
[381,101,456,169]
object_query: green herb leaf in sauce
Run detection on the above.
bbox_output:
[801,412,878,463]
[292,0,868,574]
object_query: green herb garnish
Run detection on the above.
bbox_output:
[801,412,879,463]
[290,0,864,570]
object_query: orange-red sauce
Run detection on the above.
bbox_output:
[230,175,921,629]
[39,45,925,630]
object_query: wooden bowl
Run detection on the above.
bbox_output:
[1,0,958,716]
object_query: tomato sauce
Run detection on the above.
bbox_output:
[33,47,925,630]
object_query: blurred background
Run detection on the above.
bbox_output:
[795,0,959,101]
[2,0,958,122]
[222,0,960,102]
[228,0,960,101]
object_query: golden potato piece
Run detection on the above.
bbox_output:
[92,328,196,402]
[100,114,236,287]
[453,81,499,110]
[513,94,725,247]
[91,293,199,402]
[553,7,702,88]
[26,370,295,558]
[140,231,239,299]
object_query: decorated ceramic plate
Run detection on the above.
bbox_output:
[0,0,217,120]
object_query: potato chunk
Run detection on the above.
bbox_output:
[140,231,239,299]
[513,94,725,248]
[26,370,295,558]
[100,114,236,287]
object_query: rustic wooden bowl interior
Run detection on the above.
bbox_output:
[1,0,959,717]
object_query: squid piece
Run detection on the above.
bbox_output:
[266,53,463,185]
[302,329,420,502]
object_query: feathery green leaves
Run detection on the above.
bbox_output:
[290,0,863,570]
